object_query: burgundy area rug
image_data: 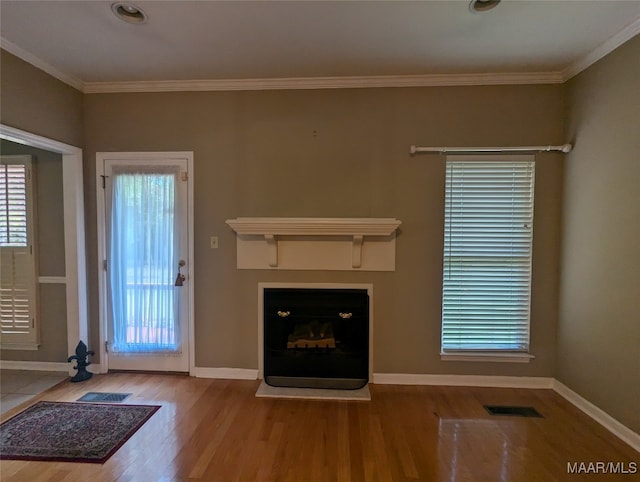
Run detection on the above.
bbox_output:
[0,401,160,463]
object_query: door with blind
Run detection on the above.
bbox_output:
[101,154,191,372]
[0,155,38,349]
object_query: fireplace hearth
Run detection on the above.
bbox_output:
[263,288,369,389]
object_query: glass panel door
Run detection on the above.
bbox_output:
[104,158,189,371]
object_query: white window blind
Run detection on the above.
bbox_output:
[0,156,38,348]
[441,156,534,352]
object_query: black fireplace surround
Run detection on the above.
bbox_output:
[264,288,369,389]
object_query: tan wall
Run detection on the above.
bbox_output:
[0,141,68,361]
[0,49,82,363]
[0,50,84,147]
[559,35,640,433]
[84,85,564,375]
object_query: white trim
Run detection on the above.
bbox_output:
[165,367,640,449]
[0,124,87,377]
[95,160,107,371]
[38,276,66,284]
[0,37,84,92]
[0,360,69,371]
[0,343,39,351]
[89,363,106,374]
[372,373,554,389]
[552,380,640,452]
[190,369,552,388]
[186,158,195,377]
[192,367,258,380]
[371,373,639,450]
[228,219,400,271]
[4,15,639,94]
[95,152,195,375]
[562,16,640,81]
[0,125,80,156]
[61,142,88,374]
[83,72,562,94]
[1,35,564,93]
[440,352,535,363]
[226,218,401,237]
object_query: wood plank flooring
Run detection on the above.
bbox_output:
[0,373,637,481]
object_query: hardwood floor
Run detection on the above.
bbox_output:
[1,373,637,481]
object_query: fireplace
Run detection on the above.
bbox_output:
[262,287,370,389]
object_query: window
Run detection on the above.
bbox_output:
[0,155,38,349]
[441,156,534,357]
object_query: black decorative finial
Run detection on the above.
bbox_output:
[67,340,95,382]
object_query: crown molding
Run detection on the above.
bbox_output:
[0,37,84,92]
[83,71,563,93]
[561,16,640,81]
[3,14,638,94]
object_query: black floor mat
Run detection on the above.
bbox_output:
[484,405,542,417]
[77,392,131,403]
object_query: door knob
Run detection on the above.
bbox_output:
[175,260,186,286]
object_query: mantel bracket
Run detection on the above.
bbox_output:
[352,235,364,268]
[264,235,278,267]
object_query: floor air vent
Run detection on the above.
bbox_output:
[78,392,131,403]
[484,405,542,418]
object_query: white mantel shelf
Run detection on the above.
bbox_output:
[226,217,401,236]
[226,217,402,271]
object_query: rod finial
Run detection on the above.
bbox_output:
[409,145,417,155]
[561,144,572,153]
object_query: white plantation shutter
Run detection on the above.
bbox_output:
[1,248,34,334]
[0,156,38,348]
[441,156,534,352]
[0,163,28,245]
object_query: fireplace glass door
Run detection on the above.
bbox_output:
[264,288,369,389]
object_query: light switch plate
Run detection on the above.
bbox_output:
[210,236,219,249]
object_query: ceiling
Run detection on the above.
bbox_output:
[1,1,639,92]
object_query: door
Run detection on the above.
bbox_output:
[102,156,190,372]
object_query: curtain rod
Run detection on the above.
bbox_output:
[409,144,572,155]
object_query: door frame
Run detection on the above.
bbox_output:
[96,152,195,374]
[0,124,87,375]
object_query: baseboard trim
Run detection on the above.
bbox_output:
[0,360,70,372]
[192,367,258,380]
[372,373,554,389]
[371,373,638,451]
[552,379,640,452]
[88,363,106,374]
